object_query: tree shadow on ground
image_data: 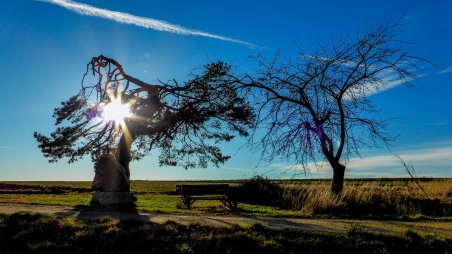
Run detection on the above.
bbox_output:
[61,204,151,222]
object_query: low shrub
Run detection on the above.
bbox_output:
[238,176,282,206]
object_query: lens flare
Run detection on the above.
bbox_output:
[102,98,131,123]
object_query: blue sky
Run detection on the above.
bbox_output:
[0,0,451,181]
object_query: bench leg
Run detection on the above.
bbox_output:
[222,195,237,211]
[230,200,237,210]
[182,195,191,209]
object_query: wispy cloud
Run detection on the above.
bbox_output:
[0,146,11,150]
[362,69,424,97]
[38,0,260,48]
[276,146,452,177]
[307,55,423,98]
[344,147,452,171]
[342,69,419,99]
[439,66,452,74]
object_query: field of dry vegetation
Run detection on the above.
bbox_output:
[241,177,452,217]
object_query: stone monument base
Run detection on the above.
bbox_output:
[91,191,136,206]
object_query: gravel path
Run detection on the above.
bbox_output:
[1,203,451,237]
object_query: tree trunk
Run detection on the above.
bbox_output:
[91,132,133,193]
[331,163,345,197]
[91,132,136,206]
[115,133,132,191]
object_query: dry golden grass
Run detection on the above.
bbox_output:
[420,179,452,198]
[280,179,452,216]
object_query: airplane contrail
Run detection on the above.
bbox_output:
[38,0,260,48]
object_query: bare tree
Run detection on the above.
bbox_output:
[236,22,428,196]
[396,155,427,196]
[34,55,253,198]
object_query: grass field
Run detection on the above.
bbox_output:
[0,180,294,216]
[1,179,451,253]
[0,178,451,218]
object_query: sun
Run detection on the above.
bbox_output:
[101,98,132,123]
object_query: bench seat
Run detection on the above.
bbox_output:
[176,184,237,210]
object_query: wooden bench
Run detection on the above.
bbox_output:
[176,184,237,210]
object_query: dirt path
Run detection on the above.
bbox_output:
[1,203,451,237]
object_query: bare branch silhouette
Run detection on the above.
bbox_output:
[236,21,431,196]
[34,55,254,194]
[396,155,428,196]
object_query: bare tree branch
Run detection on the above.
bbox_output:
[239,22,430,195]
